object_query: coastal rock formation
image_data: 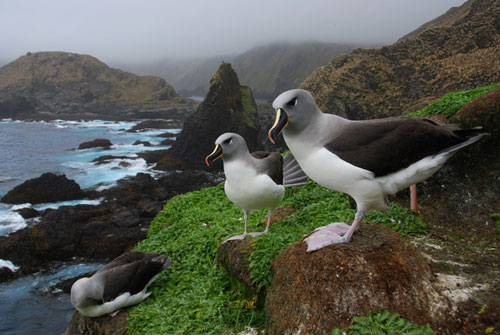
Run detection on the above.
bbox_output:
[301,0,500,119]
[169,62,260,166]
[78,138,112,150]
[1,172,86,205]
[65,311,128,335]
[0,51,196,120]
[265,223,449,334]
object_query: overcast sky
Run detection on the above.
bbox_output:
[0,0,466,65]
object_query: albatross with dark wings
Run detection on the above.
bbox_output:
[268,89,487,252]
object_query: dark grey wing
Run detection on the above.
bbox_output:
[251,151,283,185]
[283,153,308,187]
[325,117,469,177]
[97,251,158,273]
[98,255,171,302]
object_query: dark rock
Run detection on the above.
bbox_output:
[266,223,450,334]
[133,140,151,146]
[91,155,132,164]
[137,149,170,164]
[111,209,141,228]
[157,170,223,196]
[1,172,86,205]
[160,138,175,146]
[78,138,112,150]
[129,119,175,131]
[217,239,254,288]
[156,131,178,138]
[65,310,128,335]
[0,266,18,282]
[15,207,40,219]
[169,62,261,167]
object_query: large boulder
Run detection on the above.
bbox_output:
[265,223,449,334]
[1,172,86,205]
[65,311,128,335]
[78,138,112,150]
[169,62,260,167]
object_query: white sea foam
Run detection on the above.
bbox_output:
[33,198,104,211]
[0,209,27,236]
[0,259,20,272]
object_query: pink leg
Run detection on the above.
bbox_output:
[304,211,365,252]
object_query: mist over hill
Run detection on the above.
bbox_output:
[118,41,365,100]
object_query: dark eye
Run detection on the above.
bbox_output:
[223,138,232,145]
[287,98,297,106]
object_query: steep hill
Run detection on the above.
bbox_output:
[0,52,194,120]
[301,0,500,119]
[124,42,361,100]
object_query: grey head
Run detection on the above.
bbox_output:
[268,89,322,142]
[205,132,250,166]
[70,277,104,309]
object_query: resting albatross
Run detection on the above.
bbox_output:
[70,251,171,317]
[268,89,487,252]
[205,132,307,241]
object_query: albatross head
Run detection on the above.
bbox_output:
[205,132,248,166]
[70,277,104,309]
[268,89,320,143]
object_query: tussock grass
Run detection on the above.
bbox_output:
[406,82,500,118]
[127,181,426,334]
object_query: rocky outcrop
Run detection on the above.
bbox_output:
[169,62,260,167]
[1,172,86,205]
[265,223,449,334]
[301,0,500,119]
[0,51,196,120]
[78,139,112,150]
[65,311,128,335]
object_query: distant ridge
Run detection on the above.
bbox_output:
[301,0,500,120]
[0,51,194,120]
[121,41,362,100]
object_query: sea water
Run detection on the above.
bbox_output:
[0,119,179,334]
[0,119,180,236]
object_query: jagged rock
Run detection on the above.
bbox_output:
[265,223,450,335]
[129,119,175,131]
[301,0,500,119]
[78,138,112,150]
[217,239,255,288]
[1,172,86,205]
[169,62,260,167]
[65,311,128,335]
[15,207,40,219]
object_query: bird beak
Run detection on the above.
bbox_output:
[205,144,223,166]
[268,108,289,144]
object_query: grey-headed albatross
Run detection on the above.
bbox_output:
[268,89,487,252]
[70,251,171,317]
[205,132,307,242]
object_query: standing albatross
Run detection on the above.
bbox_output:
[206,132,307,241]
[70,251,171,317]
[268,89,487,252]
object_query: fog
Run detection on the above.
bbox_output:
[0,0,466,65]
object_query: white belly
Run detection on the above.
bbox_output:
[224,161,284,212]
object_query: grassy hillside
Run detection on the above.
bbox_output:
[127,181,426,334]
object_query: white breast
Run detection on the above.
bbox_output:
[224,160,284,212]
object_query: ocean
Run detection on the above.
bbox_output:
[0,118,180,335]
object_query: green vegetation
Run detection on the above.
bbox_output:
[407,82,500,118]
[128,181,427,334]
[491,213,500,240]
[327,311,435,335]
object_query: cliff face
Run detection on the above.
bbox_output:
[0,51,193,120]
[302,0,500,119]
[170,62,260,166]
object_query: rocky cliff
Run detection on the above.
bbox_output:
[0,51,195,120]
[169,62,260,166]
[302,0,500,119]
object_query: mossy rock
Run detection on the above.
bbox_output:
[265,223,449,335]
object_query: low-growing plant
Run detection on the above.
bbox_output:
[328,310,435,335]
[127,181,428,334]
[406,82,500,118]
